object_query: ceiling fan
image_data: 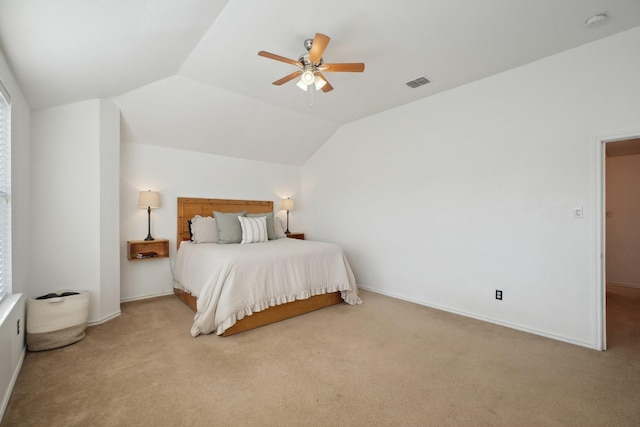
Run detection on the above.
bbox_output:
[258,33,365,93]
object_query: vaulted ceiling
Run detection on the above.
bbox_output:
[1,0,639,165]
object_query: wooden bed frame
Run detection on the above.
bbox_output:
[175,197,343,336]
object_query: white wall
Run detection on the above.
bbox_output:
[99,100,121,318]
[0,294,24,420]
[606,153,640,287]
[120,142,300,301]
[302,27,640,349]
[30,99,120,323]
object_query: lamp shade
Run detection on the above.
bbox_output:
[281,198,295,211]
[139,191,160,208]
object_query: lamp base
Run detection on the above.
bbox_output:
[285,210,290,235]
[144,207,154,241]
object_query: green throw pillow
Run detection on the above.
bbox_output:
[213,210,246,244]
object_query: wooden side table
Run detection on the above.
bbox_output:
[127,239,169,261]
[286,232,305,240]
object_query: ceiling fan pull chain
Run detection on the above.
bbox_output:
[308,83,314,108]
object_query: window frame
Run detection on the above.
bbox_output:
[0,79,11,303]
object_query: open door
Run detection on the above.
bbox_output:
[599,136,640,350]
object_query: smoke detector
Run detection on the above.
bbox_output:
[585,14,607,27]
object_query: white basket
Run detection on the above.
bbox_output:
[26,290,90,351]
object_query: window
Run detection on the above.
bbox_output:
[0,80,10,303]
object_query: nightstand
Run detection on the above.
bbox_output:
[286,232,305,240]
[127,239,169,261]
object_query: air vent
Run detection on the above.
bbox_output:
[406,76,430,88]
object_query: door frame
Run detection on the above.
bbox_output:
[595,131,640,350]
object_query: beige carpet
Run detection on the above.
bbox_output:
[2,286,639,426]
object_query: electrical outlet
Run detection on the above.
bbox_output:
[495,290,503,300]
[573,206,583,219]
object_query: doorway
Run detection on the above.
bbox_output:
[600,136,640,352]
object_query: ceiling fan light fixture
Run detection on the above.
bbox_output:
[296,79,308,91]
[301,70,315,85]
[314,75,327,90]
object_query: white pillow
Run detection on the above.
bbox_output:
[274,217,287,239]
[191,215,219,243]
[238,216,268,244]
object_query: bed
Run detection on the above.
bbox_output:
[174,197,362,336]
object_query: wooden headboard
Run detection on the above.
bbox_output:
[177,197,274,248]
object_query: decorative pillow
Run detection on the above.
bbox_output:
[190,215,218,243]
[247,212,276,240]
[213,210,246,244]
[238,216,268,244]
[274,217,287,239]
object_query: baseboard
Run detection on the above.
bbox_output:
[120,290,175,304]
[87,310,121,327]
[0,346,25,423]
[358,285,597,350]
[88,291,176,326]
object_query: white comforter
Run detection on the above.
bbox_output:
[174,238,362,336]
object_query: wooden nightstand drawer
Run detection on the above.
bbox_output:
[286,232,305,240]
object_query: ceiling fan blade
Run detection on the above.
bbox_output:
[308,33,330,66]
[319,63,365,72]
[317,72,333,92]
[258,51,303,68]
[272,71,301,86]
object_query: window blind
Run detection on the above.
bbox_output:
[0,80,11,303]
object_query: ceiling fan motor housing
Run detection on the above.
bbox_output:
[303,38,314,51]
[298,54,323,68]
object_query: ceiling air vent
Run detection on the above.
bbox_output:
[406,76,430,88]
